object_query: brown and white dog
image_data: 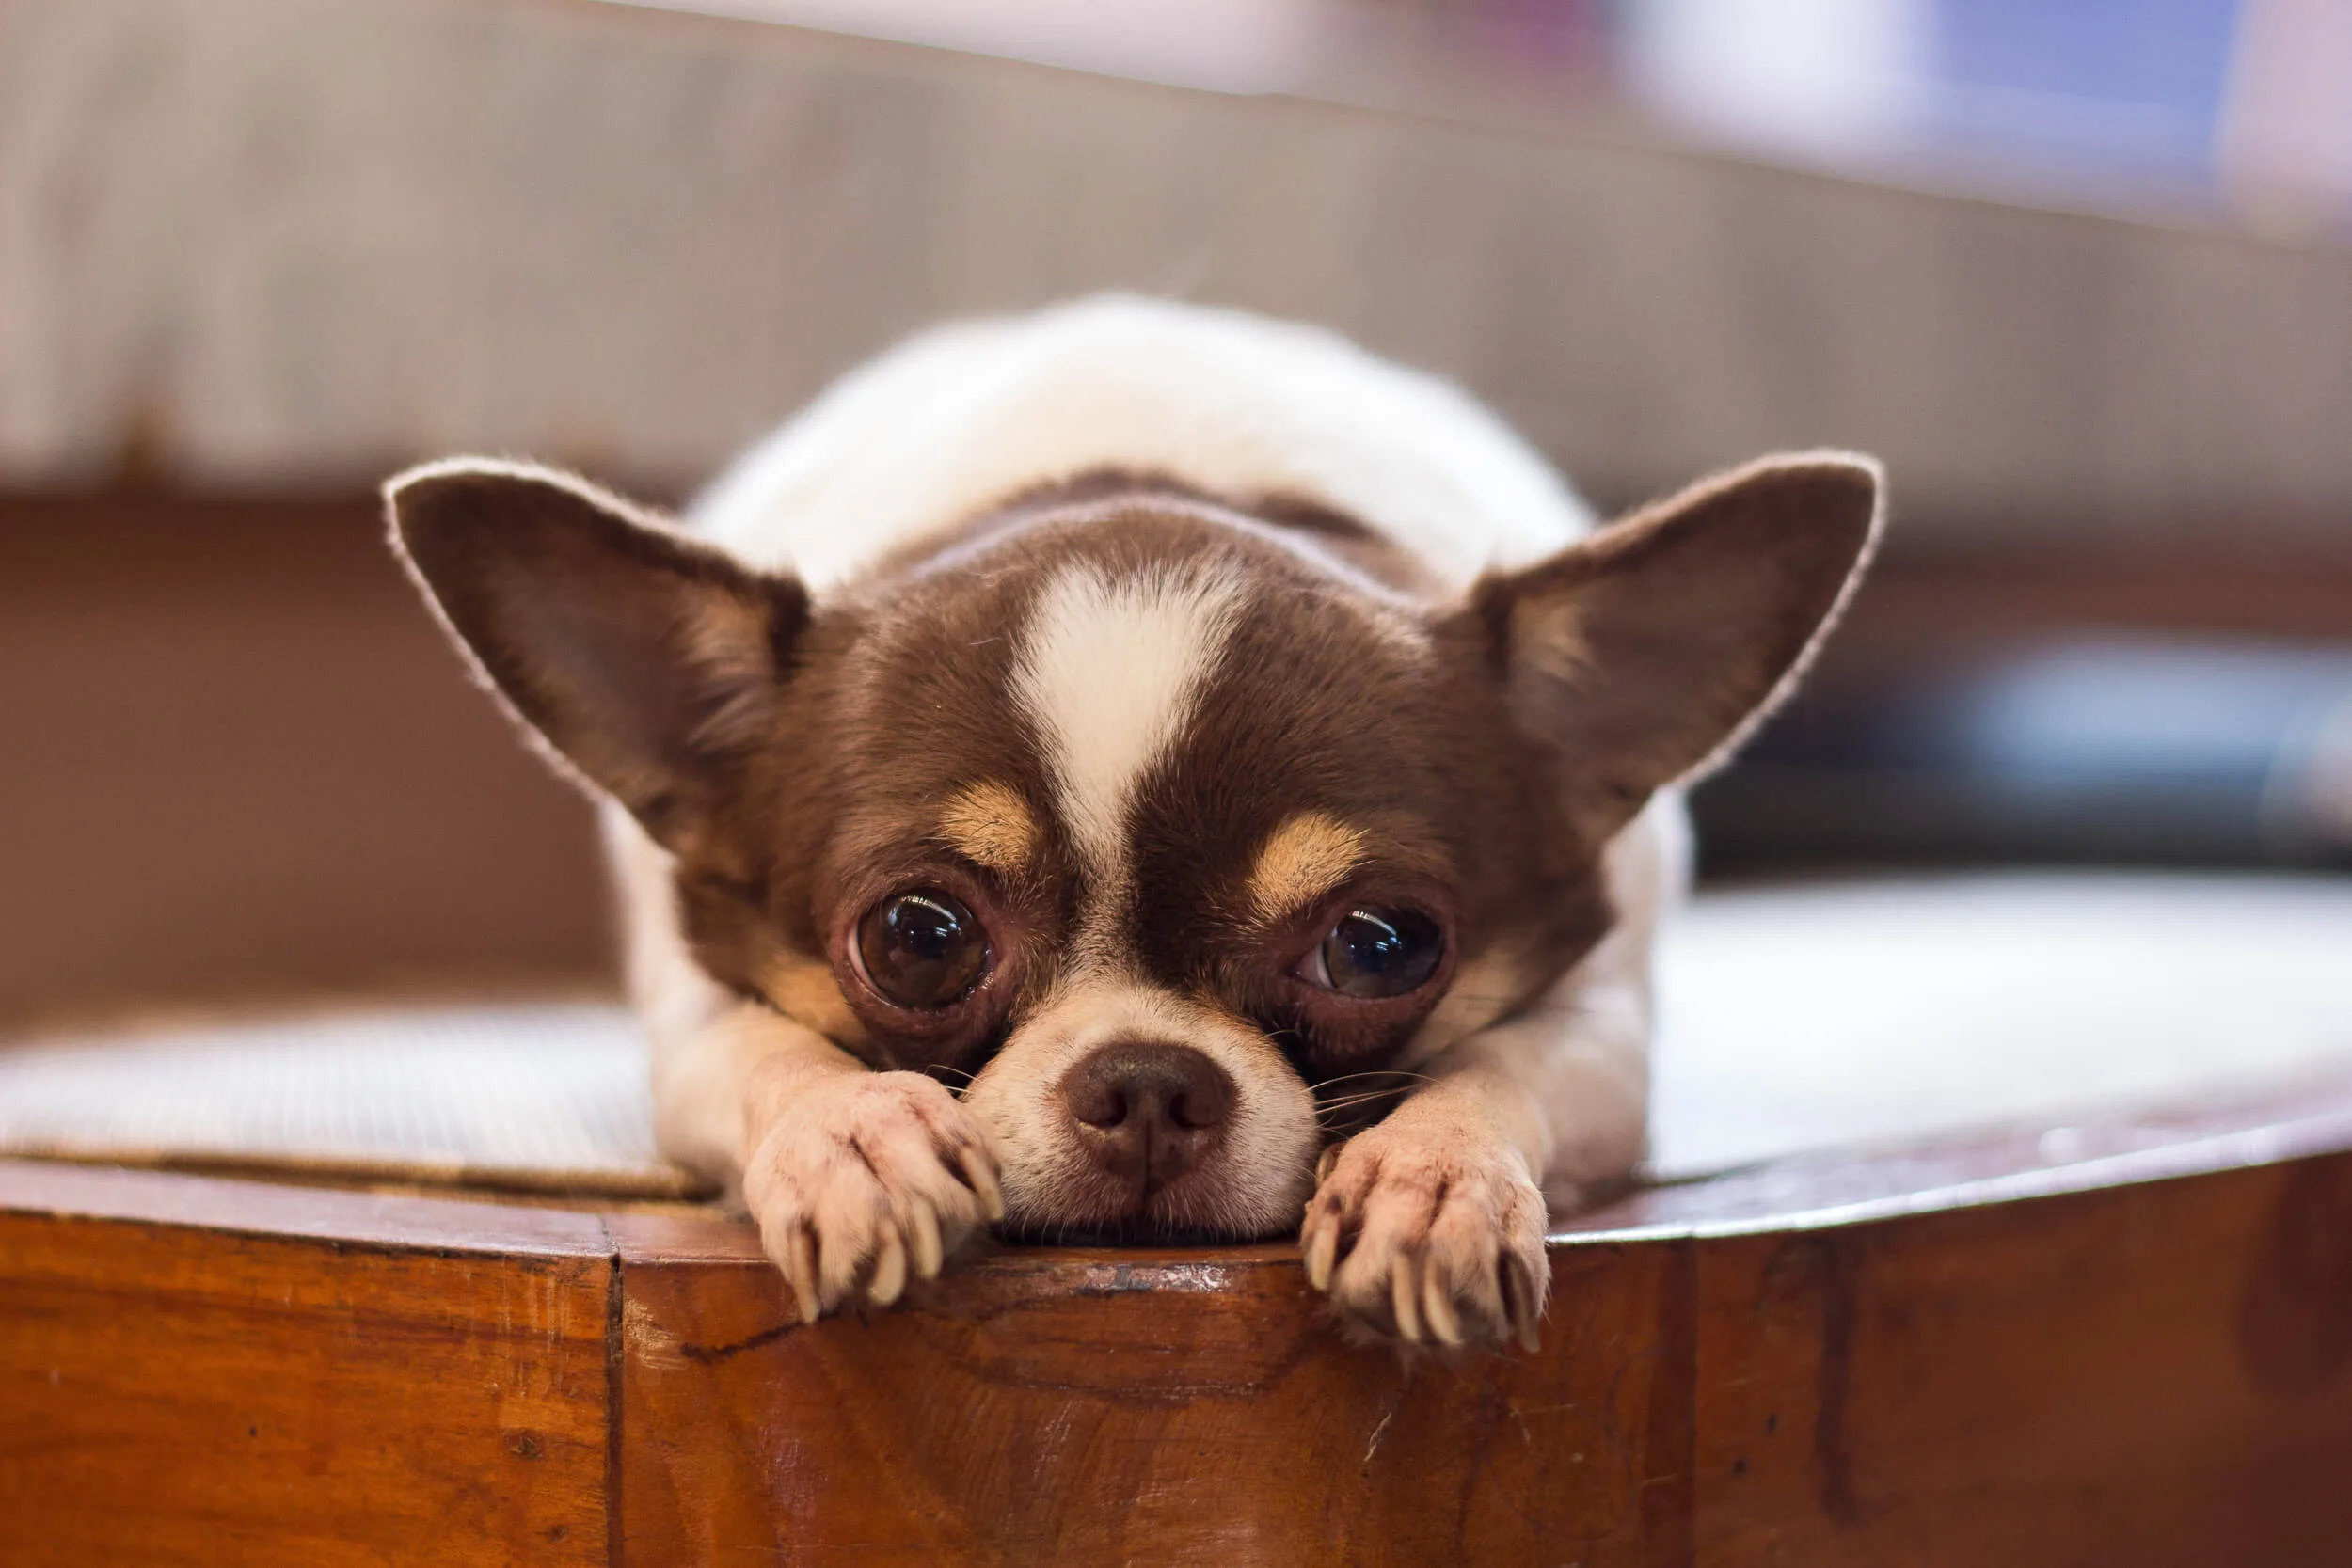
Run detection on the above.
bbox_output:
[387,296,1880,1349]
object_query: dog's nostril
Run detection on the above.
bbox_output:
[1061,1042,1232,1132]
[1166,1081,1227,1131]
[1066,1080,1129,1129]
[1056,1041,1234,1194]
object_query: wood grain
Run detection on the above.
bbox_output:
[612,1225,1684,1566]
[0,1164,613,1566]
[7,1079,2352,1565]
[1691,1161,2352,1566]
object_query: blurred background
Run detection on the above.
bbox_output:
[2,0,2348,1026]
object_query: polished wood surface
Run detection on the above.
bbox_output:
[0,1164,613,1566]
[7,1077,2352,1564]
[1685,1164,2352,1564]
[613,1224,1684,1565]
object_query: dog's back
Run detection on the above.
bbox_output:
[686,294,1595,594]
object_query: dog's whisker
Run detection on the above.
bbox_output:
[1311,1090,1426,1118]
[1311,1069,1435,1093]
[1314,1090,1409,1113]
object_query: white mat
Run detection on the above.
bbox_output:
[3,874,2348,1196]
[1649,872,2352,1177]
[0,1001,696,1196]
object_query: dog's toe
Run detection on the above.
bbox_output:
[742,1070,1003,1321]
[1302,1126,1548,1351]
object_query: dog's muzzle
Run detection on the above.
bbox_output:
[1055,1040,1233,1205]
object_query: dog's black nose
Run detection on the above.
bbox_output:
[1058,1041,1233,1196]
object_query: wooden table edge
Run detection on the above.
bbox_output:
[10,1067,2350,1273]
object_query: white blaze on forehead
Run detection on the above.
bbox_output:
[1009,561,1245,880]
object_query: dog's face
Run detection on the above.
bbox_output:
[389,458,1877,1240]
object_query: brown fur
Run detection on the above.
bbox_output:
[1468,454,1883,844]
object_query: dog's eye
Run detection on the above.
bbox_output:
[855,890,990,1010]
[1300,907,1443,1000]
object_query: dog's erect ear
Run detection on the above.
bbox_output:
[386,459,809,862]
[1465,451,1883,843]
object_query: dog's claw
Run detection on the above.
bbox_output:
[867,1225,908,1307]
[908,1202,945,1280]
[781,1222,821,1325]
[1422,1270,1465,1347]
[1302,1214,1339,1291]
[1391,1256,1424,1342]
[956,1143,1008,1224]
[1505,1254,1545,1353]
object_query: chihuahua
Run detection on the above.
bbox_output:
[388,296,1879,1349]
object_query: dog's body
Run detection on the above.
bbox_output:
[390,296,1880,1348]
[630,297,1674,1212]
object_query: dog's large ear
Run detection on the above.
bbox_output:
[1463,451,1883,843]
[386,459,808,863]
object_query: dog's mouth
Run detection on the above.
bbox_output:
[960,1029,1327,1242]
[990,1154,1311,1246]
[983,1203,1298,1250]
[992,1212,1294,1247]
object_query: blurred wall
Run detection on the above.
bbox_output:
[0,493,612,1021]
[5,0,2352,549]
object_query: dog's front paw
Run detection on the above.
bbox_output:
[1299,1125,1548,1351]
[741,1070,1005,1323]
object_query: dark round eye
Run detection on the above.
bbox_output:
[855,890,990,1010]
[1306,907,1443,1000]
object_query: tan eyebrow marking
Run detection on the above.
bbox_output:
[761,951,868,1049]
[1248,811,1366,925]
[938,780,1041,875]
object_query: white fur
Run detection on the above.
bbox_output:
[959,971,1320,1240]
[691,294,1594,591]
[1009,561,1245,929]
[618,295,1677,1331]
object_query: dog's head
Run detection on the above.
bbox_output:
[389,456,1879,1238]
